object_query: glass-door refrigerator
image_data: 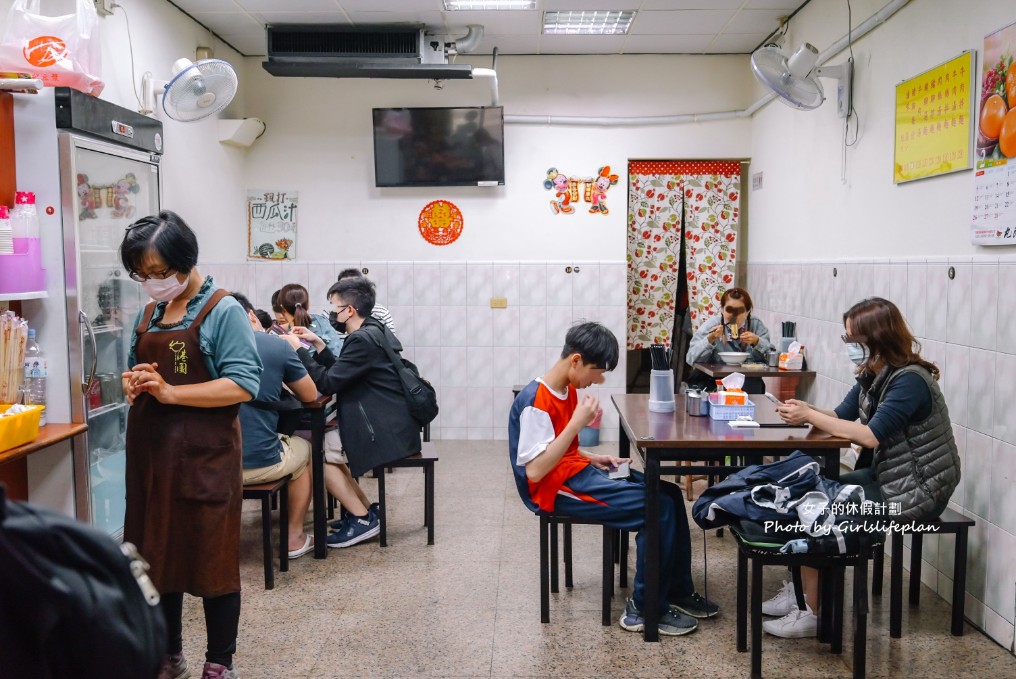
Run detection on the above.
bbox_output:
[13,88,162,537]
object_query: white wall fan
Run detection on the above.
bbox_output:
[751,43,853,118]
[140,58,238,122]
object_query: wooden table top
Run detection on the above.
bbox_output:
[0,423,88,465]
[692,362,815,379]
[611,394,847,450]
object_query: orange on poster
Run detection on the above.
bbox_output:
[418,200,464,246]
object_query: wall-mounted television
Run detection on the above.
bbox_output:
[372,106,505,187]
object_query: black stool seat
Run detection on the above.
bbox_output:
[871,506,975,637]
[373,442,438,547]
[242,475,291,590]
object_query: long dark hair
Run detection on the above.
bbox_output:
[278,283,313,328]
[843,297,939,380]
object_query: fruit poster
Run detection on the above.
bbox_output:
[893,51,974,184]
[972,21,1016,245]
[247,190,297,259]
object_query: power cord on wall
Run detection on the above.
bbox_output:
[110,3,144,111]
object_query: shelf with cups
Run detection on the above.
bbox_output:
[0,290,47,301]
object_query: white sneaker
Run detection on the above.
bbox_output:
[761,580,797,617]
[762,604,818,638]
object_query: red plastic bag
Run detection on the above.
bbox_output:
[0,0,103,95]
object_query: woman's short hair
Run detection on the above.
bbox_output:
[278,283,313,328]
[720,287,753,313]
[843,297,939,379]
[270,289,283,314]
[327,278,375,318]
[561,321,619,371]
[119,210,198,278]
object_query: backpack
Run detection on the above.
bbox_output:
[0,486,166,678]
[363,323,439,426]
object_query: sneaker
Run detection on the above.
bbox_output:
[369,501,380,517]
[328,515,349,532]
[761,580,798,617]
[200,662,237,679]
[762,604,818,638]
[158,654,191,679]
[326,513,380,548]
[618,597,697,636]
[670,592,720,619]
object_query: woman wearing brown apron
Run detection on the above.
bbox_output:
[119,212,262,679]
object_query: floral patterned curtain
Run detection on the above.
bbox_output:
[626,161,741,350]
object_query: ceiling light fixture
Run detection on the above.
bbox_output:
[444,1,535,10]
[543,10,636,36]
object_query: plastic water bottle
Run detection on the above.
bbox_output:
[10,191,40,255]
[23,328,47,425]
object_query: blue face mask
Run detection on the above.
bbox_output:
[845,342,868,365]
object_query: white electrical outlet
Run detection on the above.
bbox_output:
[94,0,115,17]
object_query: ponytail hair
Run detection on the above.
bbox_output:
[279,283,313,328]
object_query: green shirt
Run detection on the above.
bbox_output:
[129,276,262,398]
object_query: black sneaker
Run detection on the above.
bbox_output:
[369,501,380,517]
[670,592,720,619]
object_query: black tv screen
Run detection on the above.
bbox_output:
[372,106,505,187]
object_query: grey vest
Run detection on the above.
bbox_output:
[857,365,960,521]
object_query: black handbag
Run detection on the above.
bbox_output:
[362,324,439,426]
[246,392,306,436]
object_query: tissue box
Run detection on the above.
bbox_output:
[779,351,804,370]
[0,404,44,453]
[709,390,747,406]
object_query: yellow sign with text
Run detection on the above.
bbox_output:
[894,51,974,184]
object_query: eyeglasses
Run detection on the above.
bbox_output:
[724,305,747,315]
[841,334,866,343]
[128,266,175,282]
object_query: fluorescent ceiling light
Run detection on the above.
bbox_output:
[543,10,636,35]
[444,1,536,9]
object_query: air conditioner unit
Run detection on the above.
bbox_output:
[262,25,475,79]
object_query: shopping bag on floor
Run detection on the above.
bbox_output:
[0,0,104,95]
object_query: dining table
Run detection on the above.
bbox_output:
[691,362,815,402]
[611,393,850,641]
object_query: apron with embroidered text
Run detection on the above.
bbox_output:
[124,289,242,596]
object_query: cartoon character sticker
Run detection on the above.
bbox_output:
[544,168,574,214]
[589,165,619,215]
[76,173,98,220]
[111,173,140,219]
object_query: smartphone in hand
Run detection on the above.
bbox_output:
[608,460,631,479]
[764,392,784,407]
[269,323,288,336]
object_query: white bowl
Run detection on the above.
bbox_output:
[717,351,750,366]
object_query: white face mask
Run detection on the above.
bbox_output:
[142,274,188,302]
[845,342,868,366]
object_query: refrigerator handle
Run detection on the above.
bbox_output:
[79,310,98,394]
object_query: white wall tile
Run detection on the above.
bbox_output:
[572,305,599,325]
[994,352,1016,445]
[493,427,509,441]
[998,264,1016,351]
[218,263,252,300]
[571,262,600,307]
[253,262,284,309]
[414,306,442,347]
[968,349,996,436]
[946,263,972,347]
[387,262,414,306]
[360,262,388,306]
[440,387,468,427]
[440,305,468,347]
[492,307,520,347]
[467,427,494,440]
[906,262,928,337]
[467,387,494,427]
[279,262,308,297]
[519,263,547,306]
[492,263,519,305]
[467,346,493,389]
[546,262,573,306]
[492,349,520,388]
[942,343,969,428]
[519,306,546,347]
[819,265,839,322]
[964,591,987,630]
[872,262,892,299]
[414,347,441,387]
[889,263,908,318]
[964,430,993,520]
[466,306,493,347]
[545,306,572,348]
[440,263,467,306]
[466,262,493,307]
[518,347,547,384]
[492,387,514,424]
[414,263,442,306]
[949,424,967,509]
[966,519,990,603]
[387,305,414,346]
[443,427,467,440]
[599,262,626,307]
[441,347,469,387]
[983,606,1015,651]
[970,262,998,351]
[925,263,950,342]
[307,262,336,311]
[990,438,1016,537]
[984,523,1016,624]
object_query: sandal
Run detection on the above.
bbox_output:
[287,534,314,559]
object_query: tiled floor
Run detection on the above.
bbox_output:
[181,440,1016,678]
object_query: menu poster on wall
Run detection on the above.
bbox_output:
[893,51,974,184]
[247,190,298,259]
[971,20,1016,245]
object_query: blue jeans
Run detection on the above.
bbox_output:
[552,466,694,615]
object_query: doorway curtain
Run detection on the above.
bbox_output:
[626,160,741,350]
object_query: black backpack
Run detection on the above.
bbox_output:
[0,486,166,678]
[363,323,439,426]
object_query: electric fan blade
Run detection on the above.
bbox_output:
[751,45,825,111]
[163,59,238,122]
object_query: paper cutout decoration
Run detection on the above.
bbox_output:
[543,166,617,215]
[418,200,463,246]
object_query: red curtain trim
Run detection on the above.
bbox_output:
[629,160,741,176]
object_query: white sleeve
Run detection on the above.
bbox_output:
[516,406,557,466]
